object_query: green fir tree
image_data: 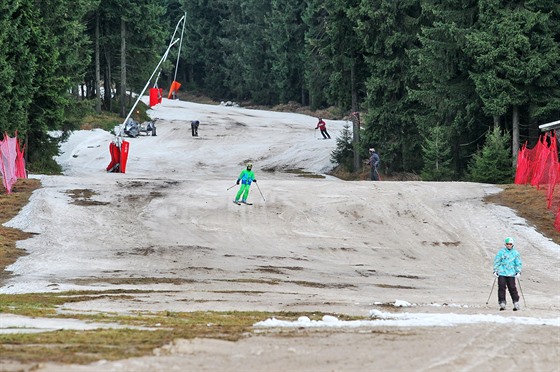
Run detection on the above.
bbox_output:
[420,126,453,181]
[331,121,354,172]
[468,126,513,184]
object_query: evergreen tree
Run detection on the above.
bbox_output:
[468,126,513,184]
[355,0,423,174]
[331,122,354,172]
[265,0,306,104]
[465,0,560,166]
[409,0,483,178]
[302,0,330,109]
[0,1,35,136]
[182,0,230,98]
[125,0,168,94]
[322,0,367,112]
[220,0,272,104]
[420,126,454,181]
[26,0,97,172]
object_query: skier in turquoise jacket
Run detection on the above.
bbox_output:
[493,237,522,311]
[234,163,256,204]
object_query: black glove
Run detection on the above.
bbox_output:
[236,180,240,185]
[253,179,257,183]
[493,272,499,278]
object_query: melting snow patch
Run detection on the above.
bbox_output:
[427,303,468,308]
[393,300,414,307]
[254,312,560,328]
[0,314,157,334]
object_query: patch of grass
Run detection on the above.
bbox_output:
[0,290,353,364]
[0,290,156,317]
[72,277,196,285]
[80,111,122,132]
[79,100,151,132]
[485,184,560,245]
[284,168,325,179]
[1,316,246,365]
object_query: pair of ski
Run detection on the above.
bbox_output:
[233,201,252,206]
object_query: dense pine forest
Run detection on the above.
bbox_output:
[0,0,558,181]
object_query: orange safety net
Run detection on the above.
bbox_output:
[515,131,560,231]
[167,81,181,99]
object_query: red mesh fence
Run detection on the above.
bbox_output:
[514,131,560,231]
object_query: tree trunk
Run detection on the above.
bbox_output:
[512,105,520,168]
[493,115,499,128]
[120,18,127,118]
[103,21,112,111]
[352,114,361,172]
[350,59,357,113]
[72,86,79,100]
[95,11,101,113]
[350,58,360,171]
[103,69,112,111]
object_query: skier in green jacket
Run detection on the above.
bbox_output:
[234,163,256,204]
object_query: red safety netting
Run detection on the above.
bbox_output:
[0,132,27,194]
[514,131,560,231]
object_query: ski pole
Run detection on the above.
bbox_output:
[227,183,237,191]
[486,277,496,305]
[517,277,527,307]
[255,181,266,202]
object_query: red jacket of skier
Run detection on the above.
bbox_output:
[316,118,326,130]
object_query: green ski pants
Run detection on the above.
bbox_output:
[235,184,251,202]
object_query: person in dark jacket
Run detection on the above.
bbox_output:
[367,148,380,181]
[493,237,522,311]
[191,120,200,137]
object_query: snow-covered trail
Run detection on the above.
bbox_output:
[2,98,559,371]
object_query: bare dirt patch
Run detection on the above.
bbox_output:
[66,189,110,206]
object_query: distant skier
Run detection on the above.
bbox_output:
[367,148,380,181]
[191,120,200,137]
[315,118,331,139]
[493,237,522,311]
[234,163,257,204]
